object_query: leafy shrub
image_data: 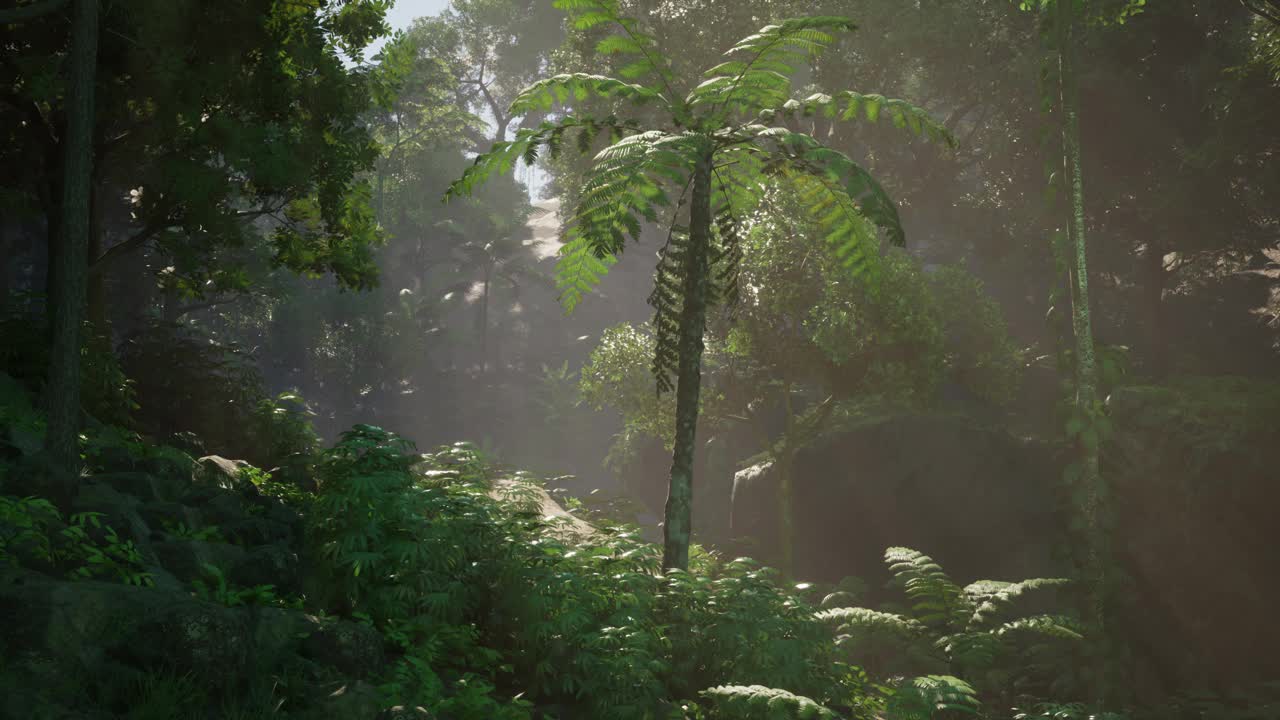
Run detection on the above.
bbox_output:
[819,547,1081,698]
[189,562,289,608]
[0,495,153,586]
[308,424,882,718]
[0,310,136,427]
[120,321,318,472]
[699,685,839,719]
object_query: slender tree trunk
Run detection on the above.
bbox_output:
[1058,0,1108,705]
[663,150,714,571]
[86,180,109,343]
[42,0,99,506]
[777,378,796,577]
[479,265,491,375]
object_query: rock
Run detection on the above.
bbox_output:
[128,599,250,689]
[0,570,249,683]
[247,605,319,670]
[194,455,260,497]
[71,480,157,558]
[152,539,247,582]
[379,706,435,719]
[93,471,186,503]
[138,500,205,538]
[301,617,386,678]
[728,413,1061,586]
[231,542,300,591]
[303,680,382,720]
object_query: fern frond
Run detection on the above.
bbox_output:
[965,577,1071,625]
[553,0,680,105]
[509,74,665,115]
[765,130,904,247]
[708,147,766,306]
[699,685,839,719]
[815,606,924,636]
[556,131,698,312]
[648,224,690,393]
[883,547,968,628]
[995,614,1084,641]
[689,16,857,117]
[764,91,956,147]
[887,675,981,720]
[443,115,637,201]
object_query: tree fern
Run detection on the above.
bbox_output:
[822,547,1080,685]
[699,685,839,720]
[885,675,980,720]
[444,5,951,571]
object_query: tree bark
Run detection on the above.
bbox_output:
[662,149,714,571]
[1058,0,1108,705]
[42,0,99,506]
[777,378,796,577]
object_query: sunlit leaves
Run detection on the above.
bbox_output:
[508,73,664,115]
[689,16,858,117]
[763,91,957,147]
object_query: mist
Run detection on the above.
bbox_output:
[2,0,1277,717]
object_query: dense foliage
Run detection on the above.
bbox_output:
[0,0,1276,718]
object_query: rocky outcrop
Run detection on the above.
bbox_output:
[729,413,1062,586]
[728,381,1280,698]
[0,443,387,718]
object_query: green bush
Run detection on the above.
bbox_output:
[307,425,883,719]
[0,310,136,428]
[120,321,318,472]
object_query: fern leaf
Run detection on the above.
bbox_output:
[764,91,957,148]
[556,131,697,312]
[965,577,1071,625]
[887,675,981,720]
[689,16,857,116]
[553,0,679,96]
[816,606,924,637]
[444,116,637,202]
[883,547,968,628]
[995,615,1084,641]
[699,685,839,719]
[762,131,906,245]
[509,74,663,115]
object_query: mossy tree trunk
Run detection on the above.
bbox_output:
[42,0,100,506]
[663,149,714,572]
[1057,0,1108,704]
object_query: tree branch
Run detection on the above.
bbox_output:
[89,220,170,276]
[172,294,243,319]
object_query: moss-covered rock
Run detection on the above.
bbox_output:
[152,539,247,582]
[301,616,387,679]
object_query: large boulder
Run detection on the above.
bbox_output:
[730,413,1062,587]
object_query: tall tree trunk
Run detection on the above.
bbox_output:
[777,378,796,577]
[1058,0,1108,705]
[479,265,491,375]
[663,150,713,571]
[42,0,99,506]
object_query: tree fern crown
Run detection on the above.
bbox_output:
[443,0,955,389]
